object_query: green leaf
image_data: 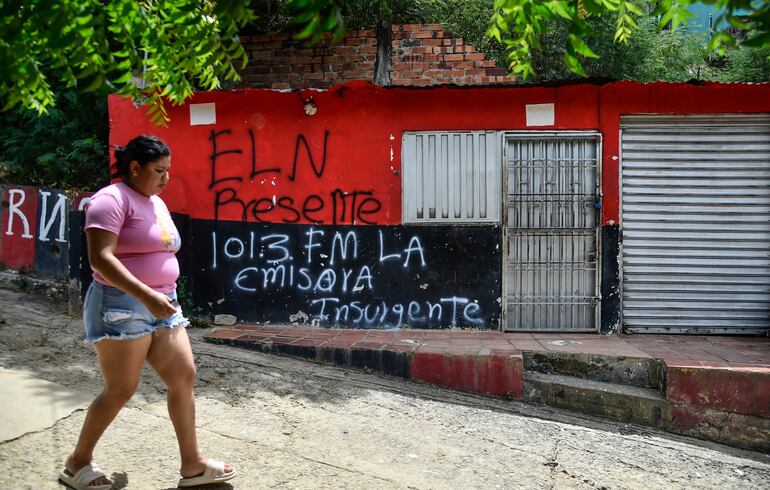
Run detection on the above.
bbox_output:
[564,50,588,77]
[568,33,599,58]
[112,72,132,84]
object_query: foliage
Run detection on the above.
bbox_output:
[486,0,770,79]
[0,88,109,191]
[720,43,770,82]
[529,14,717,82]
[423,0,508,65]
[1,0,256,124]
[288,0,770,80]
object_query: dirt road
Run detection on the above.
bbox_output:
[1,286,769,489]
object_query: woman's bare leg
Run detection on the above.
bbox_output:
[147,327,233,478]
[66,335,152,486]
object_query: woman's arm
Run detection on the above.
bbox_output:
[86,228,177,319]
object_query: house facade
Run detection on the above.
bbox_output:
[4,25,769,336]
[106,76,770,335]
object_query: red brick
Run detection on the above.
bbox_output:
[247,65,271,75]
[412,31,435,39]
[400,54,423,63]
[421,39,443,47]
[485,66,508,76]
[240,74,268,83]
[249,49,272,59]
[465,53,486,61]
[465,68,486,76]
[444,54,464,62]
[403,24,422,31]
[423,23,443,31]
[341,71,367,79]
[390,63,412,72]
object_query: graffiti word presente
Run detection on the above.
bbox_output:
[208,129,383,225]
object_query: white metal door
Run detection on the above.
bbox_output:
[505,134,600,331]
[621,114,770,334]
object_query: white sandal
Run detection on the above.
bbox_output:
[59,463,112,490]
[178,458,236,487]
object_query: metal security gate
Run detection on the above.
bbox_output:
[504,134,600,331]
[621,115,770,334]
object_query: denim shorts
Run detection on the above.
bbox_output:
[83,282,190,345]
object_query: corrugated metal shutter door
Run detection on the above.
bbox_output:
[621,115,770,334]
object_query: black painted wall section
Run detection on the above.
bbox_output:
[190,220,502,329]
[34,188,70,277]
[600,224,621,334]
[68,210,92,299]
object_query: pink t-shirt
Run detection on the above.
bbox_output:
[85,182,181,293]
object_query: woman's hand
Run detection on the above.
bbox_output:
[142,290,178,320]
[87,228,179,320]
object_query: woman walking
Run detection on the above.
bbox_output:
[60,135,235,489]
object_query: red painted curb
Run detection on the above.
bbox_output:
[666,366,770,418]
[410,352,523,399]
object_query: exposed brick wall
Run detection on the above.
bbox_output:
[238,30,378,89]
[390,24,516,86]
[237,24,515,90]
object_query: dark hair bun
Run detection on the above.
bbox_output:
[111,135,170,180]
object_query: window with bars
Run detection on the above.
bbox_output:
[402,131,502,224]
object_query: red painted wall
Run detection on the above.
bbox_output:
[108,81,770,225]
[1,185,38,270]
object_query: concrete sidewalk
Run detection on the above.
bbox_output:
[205,326,770,452]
